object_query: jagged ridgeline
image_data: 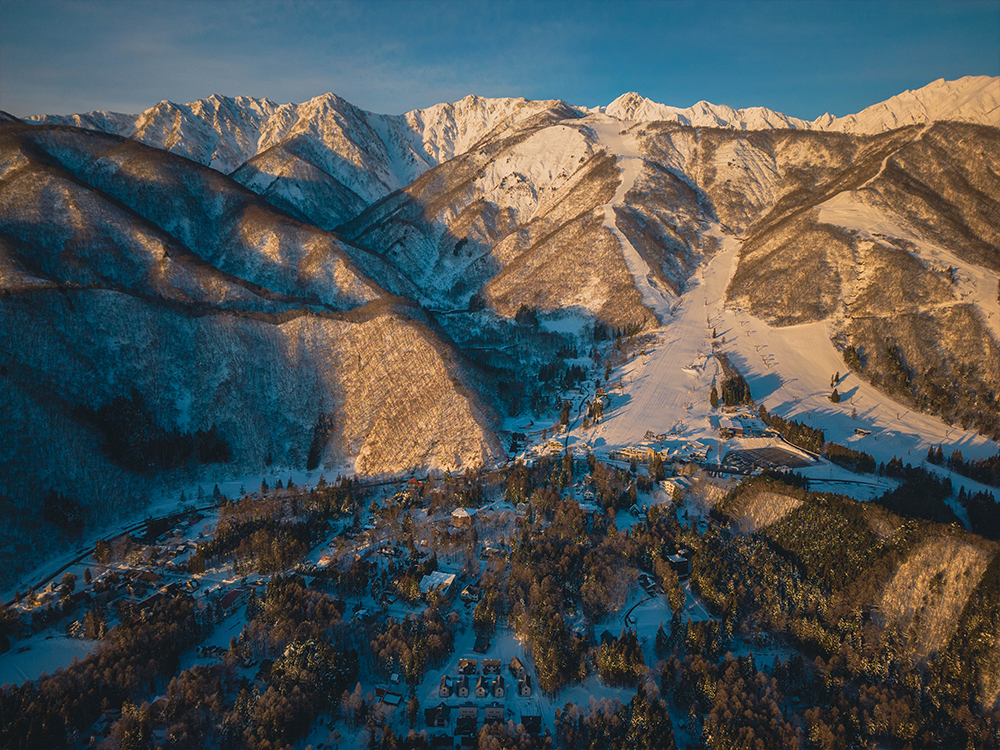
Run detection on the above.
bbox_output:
[1,77,998,586]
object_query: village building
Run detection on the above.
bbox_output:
[461,583,480,602]
[456,703,478,720]
[522,715,542,735]
[667,550,692,578]
[425,703,451,728]
[492,675,506,698]
[439,675,454,697]
[509,656,526,678]
[458,658,478,675]
[419,571,456,598]
[659,475,694,497]
[482,658,501,675]
[475,675,489,698]
[518,675,532,697]
[484,702,504,724]
[451,508,474,527]
[456,674,470,697]
[218,586,251,614]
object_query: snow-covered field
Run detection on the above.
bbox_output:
[0,633,98,687]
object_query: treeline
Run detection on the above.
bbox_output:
[555,690,676,750]
[716,352,753,407]
[758,405,824,454]
[0,596,204,750]
[927,445,1000,487]
[84,388,231,473]
[824,442,876,474]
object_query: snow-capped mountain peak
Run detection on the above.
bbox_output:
[816,75,999,133]
[598,76,999,133]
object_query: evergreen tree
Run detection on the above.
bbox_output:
[655,621,670,658]
[830,388,840,403]
[710,384,719,409]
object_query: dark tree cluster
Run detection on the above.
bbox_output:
[86,388,230,474]
[41,489,83,534]
[663,654,800,750]
[757,405,825,454]
[959,486,1000,539]
[555,690,676,750]
[716,352,753,407]
[0,596,204,750]
[594,629,645,687]
[370,611,454,685]
[823,442,876,474]
[936,447,1000,488]
[875,459,957,524]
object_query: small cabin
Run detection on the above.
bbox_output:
[456,674,470,697]
[509,656,526,678]
[475,675,489,698]
[492,675,506,698]
[484,702,504,724]
[518,675,532,697]
[482,658,501,675]
[439,675,454,698]
[458,658,478,675]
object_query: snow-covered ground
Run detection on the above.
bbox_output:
[548,122,1000,506]
[818,189,1000,345]
[0,633,98,686]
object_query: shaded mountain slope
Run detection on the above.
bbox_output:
[0,121,506,584]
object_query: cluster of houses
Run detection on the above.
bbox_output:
[426,657,536,738]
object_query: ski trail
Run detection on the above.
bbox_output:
[590,121,675,322]
[579,118,745,456]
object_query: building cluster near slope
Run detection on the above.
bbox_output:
[426,656,539,742]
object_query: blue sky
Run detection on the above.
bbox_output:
[2,0,997,119]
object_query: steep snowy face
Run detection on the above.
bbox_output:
[601,91,814,130]
[393,94,572,169]
[126,95,281,172]
[600,77,1000,132]
[814,75,1000,133]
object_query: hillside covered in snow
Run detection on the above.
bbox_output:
[1,75,998,586]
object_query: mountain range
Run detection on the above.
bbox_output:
[1,75,997,584]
